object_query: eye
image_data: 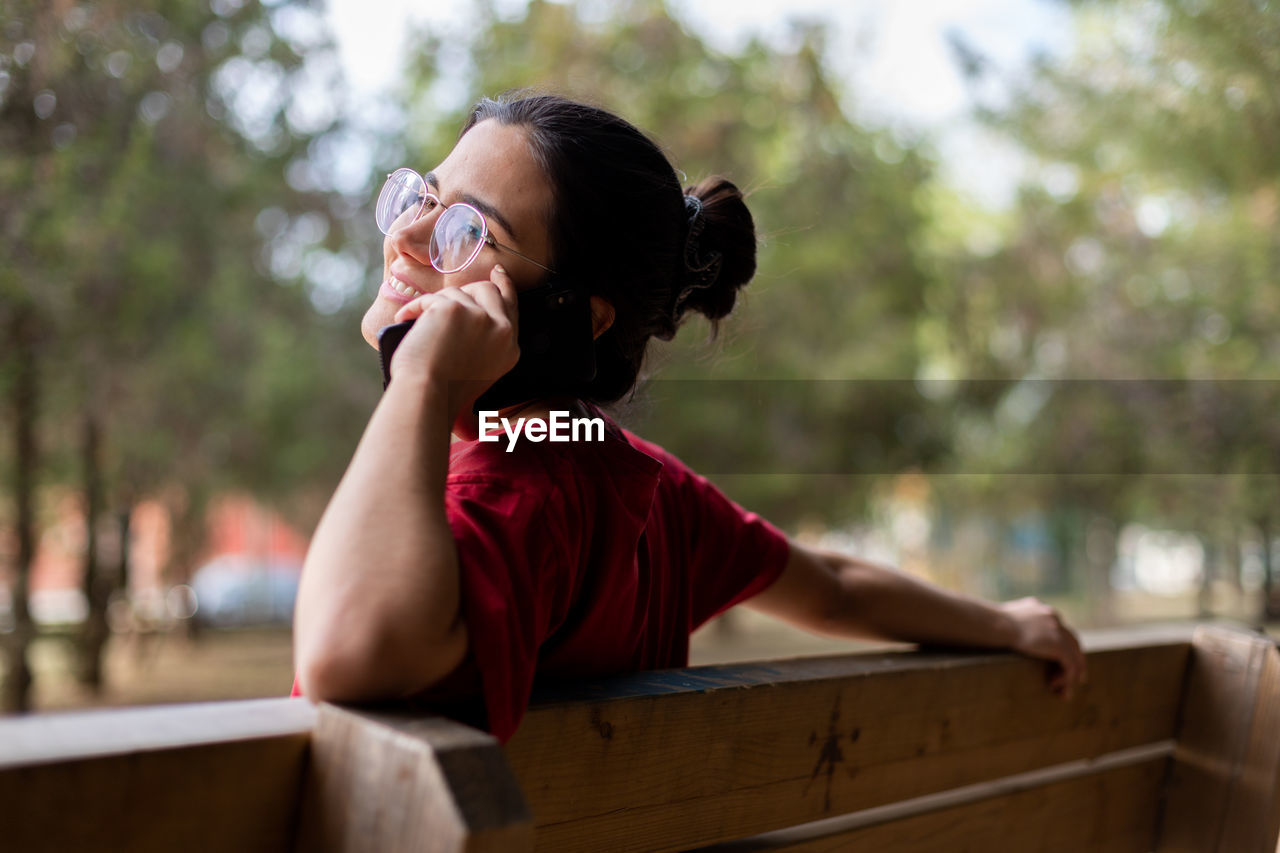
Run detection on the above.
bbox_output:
[421,194,439,210]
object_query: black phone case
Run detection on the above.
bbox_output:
[378,322,413,391]
[376,281,596,409]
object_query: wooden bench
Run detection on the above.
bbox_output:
[1,624,1277,852]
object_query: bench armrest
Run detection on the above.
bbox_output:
[296,703,533,853]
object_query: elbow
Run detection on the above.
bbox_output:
[295,621,467,704]
[296,656,346,704]
[296,644,376,704]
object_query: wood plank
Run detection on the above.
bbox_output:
[0,698,315,853]
[295,703,533,853]
[1158,626,1280,853]
[505,633,1191,853]
[1222,631,1280,852]
[708,758,1167,853]
[0,696,316,767]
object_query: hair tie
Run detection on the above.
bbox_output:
[671,194,722,324]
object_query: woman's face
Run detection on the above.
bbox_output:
[361,119,556,348]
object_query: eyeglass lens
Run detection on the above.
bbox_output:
[376,169,488,275]
[376,169,424,235]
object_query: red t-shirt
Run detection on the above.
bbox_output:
[291,406,790,743]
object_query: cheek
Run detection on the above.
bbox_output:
[440,270,484,290]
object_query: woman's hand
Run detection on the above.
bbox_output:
[1000,596,1089,700]
[389,265,521,412]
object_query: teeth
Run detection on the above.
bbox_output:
[389,275,422,298]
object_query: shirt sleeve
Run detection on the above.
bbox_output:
[678,466,791,630]
[441,475,570,743]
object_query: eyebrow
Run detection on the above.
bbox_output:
[423,171,518,241]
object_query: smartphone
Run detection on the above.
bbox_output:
[377,280,597,411]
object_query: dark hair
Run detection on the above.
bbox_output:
[462,92,757,404]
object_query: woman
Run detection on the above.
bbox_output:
[292,93,1087,743]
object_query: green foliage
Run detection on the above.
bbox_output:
[0,0,376,546]
[944,0,1280,595]
[4,0,1275,605]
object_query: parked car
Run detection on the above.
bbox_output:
[190,554,301,627]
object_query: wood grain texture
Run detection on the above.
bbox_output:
[708,758,1168,853]
[506,632,1192,853]
[0,698,316,853]
[295,704,533,853]
[1157,626,1280,853]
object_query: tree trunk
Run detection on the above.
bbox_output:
[76,413,111,691]
[1045,508,1077,597]
[116,506,132,601]
[1261,514,1278,623]
[1227,526,1244,596]
[2,306,38,714]
[1198,536,1218,620]
[163,485,210,641]
[1083,515,1117,627]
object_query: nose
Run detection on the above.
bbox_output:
[387,202,439,266]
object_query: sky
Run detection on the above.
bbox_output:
[319,0,1076,206]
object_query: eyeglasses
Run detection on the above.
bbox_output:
[375,167,556,275]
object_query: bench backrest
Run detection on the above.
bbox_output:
[1,625,1277,851]
[0,698,315,851]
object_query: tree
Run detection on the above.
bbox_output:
[946,0,1280,621]
[0,0,376,708]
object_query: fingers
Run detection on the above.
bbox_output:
[486,263,517,338]
[488,263,519,313]
[1069,630,1088,686]
[1048,666,1068,696]
[393,291,442,323]
[394,285,480,326]
[466,269,518,335]
[1054,611,1088,694]
[1052,661,1077,700]
[1011,598,1087,701]
[392,267,518,332]
[1051,626,1088,700]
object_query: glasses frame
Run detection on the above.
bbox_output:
[377,168,557,276]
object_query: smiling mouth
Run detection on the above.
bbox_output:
[388,274,425,299]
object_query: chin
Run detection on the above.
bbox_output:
[361,298,395,349]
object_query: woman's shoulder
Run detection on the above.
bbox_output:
[611,423,707,493]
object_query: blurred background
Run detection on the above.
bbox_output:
[1,0,1277,715]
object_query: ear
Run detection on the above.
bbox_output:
[589,296,615,340]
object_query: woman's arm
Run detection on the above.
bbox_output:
[292,374,467,703]
[293,268,520,703]
[744,541,1089,698]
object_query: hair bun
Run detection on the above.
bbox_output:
[668,195,724,325]
[672,177,756,327]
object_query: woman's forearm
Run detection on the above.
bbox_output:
[749,541,1086,697]
[293,375,465,701]
[824,552,1019,649]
